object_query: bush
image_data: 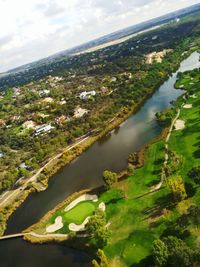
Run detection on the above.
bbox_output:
[102,170,118,189]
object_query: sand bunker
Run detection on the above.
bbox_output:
[183,104,192,109]
[190,94,197,99]
[65,194,98,212]
[46,216,63,233]
[68,217,90,232]
[99,202,106,212]
[175,120,185,130]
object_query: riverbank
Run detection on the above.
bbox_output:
[0,71,177,236]
[22,120,171,245]
[17,52,200,267]
[0,48,196,237]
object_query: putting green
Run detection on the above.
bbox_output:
[63,201,96,225]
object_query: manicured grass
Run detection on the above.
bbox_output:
[41,200,98,234]
[103,71,200,266]
[102,140,173,266]
[63,201,96,225]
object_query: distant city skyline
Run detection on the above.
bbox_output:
[0,0,199,72]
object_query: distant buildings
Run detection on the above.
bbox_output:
[48,76,64,82]
[79,91,96,100]
[74,107,89,118]
[12,87,21,97]
[146,49,173,64]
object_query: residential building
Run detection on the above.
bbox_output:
[34,124,55,136]
[79,90,96,100]
[22,120,36,129]
[74,107,89,118]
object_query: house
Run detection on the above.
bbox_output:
[43,97,54,103]
[59,99,66,105]
[38,89,50,97]
[37,113,49,119]
[48,76,63,83]
[55,115,70,125]
[111,77,117,82]
[22,120,36,129]
[12,87,21,97]
[11,115,21,122]
[74,107,89,118]
[34,124,55,136]
[100,86,109,95]
[152,35,158,40]
[19,162,28,169]
[79,91,96,100]
[146,49,173,64]
[0,119,6,127]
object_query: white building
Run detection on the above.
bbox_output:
[35,124,55,136]
[79,91,96,100]
[74,107,89,118]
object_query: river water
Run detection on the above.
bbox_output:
[1,52,200,267]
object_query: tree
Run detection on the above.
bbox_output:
[92,249,109,267]
[102,170,118,189]
[86,209,110,248]
[188,166,200,184]
[152,239,168,267]
[187,205,200,225]
[152,236,199,267]
[168,176,187,202]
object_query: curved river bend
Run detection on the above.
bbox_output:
[1,52,200,267]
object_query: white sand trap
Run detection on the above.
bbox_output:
[46,216,63,233]
[69,217,90,232]
[190,94,197,99]
[175,120,185,130]
[64,194,98,212]
[99,202,106,212]
[183,104,192,109]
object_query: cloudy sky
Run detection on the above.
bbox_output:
[0,0,199,72]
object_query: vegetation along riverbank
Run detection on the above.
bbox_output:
[22,53,200,267]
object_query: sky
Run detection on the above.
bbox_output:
[0,0,199,72]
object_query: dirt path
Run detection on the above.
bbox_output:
[150,108,181,192]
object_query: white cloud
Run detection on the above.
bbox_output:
[0,0,199,72]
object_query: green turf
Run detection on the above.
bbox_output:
[102,70,200,266]
[43,200,98,234]
[63,202,96,224]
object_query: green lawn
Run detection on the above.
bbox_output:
[63,201,96,225]
[37,200,98,234]
[102,70,200,266]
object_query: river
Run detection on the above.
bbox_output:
[1,52,200,267]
